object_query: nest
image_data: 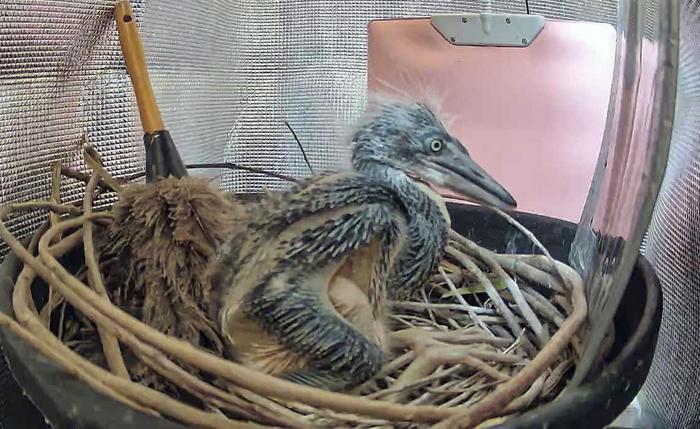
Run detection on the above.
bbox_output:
[0,147,590,429]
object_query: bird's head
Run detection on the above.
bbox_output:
[351,100,517,210]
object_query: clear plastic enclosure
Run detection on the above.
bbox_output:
[569,0,678,384]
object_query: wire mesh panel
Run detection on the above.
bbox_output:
[0,0,617,258]
[216,0,619,194]
[638,2,700,427]
[1,1,142,256]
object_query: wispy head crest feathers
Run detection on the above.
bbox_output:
[368,71,455,130]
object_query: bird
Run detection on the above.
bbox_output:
[212,98,517,392]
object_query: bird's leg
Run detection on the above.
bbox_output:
[241,267,387,392]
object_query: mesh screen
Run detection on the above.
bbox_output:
[218,0,617,194]
[0,0,617,258]
[637,2,700,426]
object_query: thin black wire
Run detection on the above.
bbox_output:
[184,120,313,185]
[284,121,314,175]
[185,120,314,186]
[525,0,530,14]
[186,163,300,183]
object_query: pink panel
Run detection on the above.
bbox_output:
[367,18,617,223]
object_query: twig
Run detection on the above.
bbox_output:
[384,349,508,403]
[83,144,123,193]
[49,161,63,243]
[363,351,415,386]
[521,286,565,328]
[542,357,574,398]
[490,208,551,259]
[134,348,309,428]
[503,372,546,413]
[449,231,562,293]
[57,300,68,341]
[367,365,465,400]
[231,388,311,428]
[421,288,438,327]
[445,247,531,352]
[392,329,510,349]
[0,212,458,423]
[60,166,142,192]
[389,301,495,316]
[441,379,495,408]
[457,237,548,347]
[439,267,493,336]
[432,259,586,429]
[41,163,65,327]
[83,170,130,378]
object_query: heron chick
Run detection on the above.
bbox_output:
[214,99,516,392]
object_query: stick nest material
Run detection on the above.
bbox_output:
[0,148,591,429]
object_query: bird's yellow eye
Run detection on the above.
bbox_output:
[430,139,443,152]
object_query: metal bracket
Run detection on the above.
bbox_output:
[431,13,545,47]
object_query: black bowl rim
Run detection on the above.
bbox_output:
[0,205,662,429]
[494,255,661,429]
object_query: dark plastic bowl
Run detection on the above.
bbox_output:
[0,203,662,429]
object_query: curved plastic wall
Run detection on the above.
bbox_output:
[569,0,679,386]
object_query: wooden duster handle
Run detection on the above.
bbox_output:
[114,0,164,134]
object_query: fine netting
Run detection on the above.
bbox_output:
[0,0,617,257]
[638,2,700,427]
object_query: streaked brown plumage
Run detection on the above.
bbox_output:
[213,100,516,391]
[214,172,408,390]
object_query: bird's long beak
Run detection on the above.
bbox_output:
[425,154,517,210]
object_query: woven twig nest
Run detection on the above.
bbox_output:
[0,150,588,429]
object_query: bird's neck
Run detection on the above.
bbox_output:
[357,163,450,299]
[358,163,449,222]
[362,166,423,207]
